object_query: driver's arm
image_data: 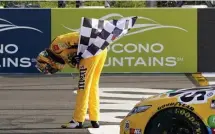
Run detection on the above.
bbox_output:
[49,32,80,69]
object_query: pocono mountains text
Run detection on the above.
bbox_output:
[104,43,184,67]
[0,44,32,68]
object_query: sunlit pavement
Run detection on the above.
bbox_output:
[0,75,194,134]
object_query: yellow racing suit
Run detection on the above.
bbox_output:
[49,32,107,122]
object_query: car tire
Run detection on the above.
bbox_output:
[144,107,208,134]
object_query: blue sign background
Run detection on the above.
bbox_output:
[0,9,51,73]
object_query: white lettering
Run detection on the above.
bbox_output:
[2,57,6,67]
[165,57,177,66]
[109,43,165,53]
[104,43,181,68]
[0,58,32,68]
[20,58,31,67]
[139,43,150,53]
[0,44,33,68]
[153,57,163,66]
[124,43,137,53]
[0,44,18,54]
[134,57,146,66]
[151,43,163,53]
[124,57,135,66]
[148,57,152,66]
[112,44,123,53]
[7,58,18,67]
[105,57,177,67]
[113,57,123,66]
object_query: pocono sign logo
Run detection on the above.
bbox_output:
[0,18,43,68]
[63,13,188,68]
[62,13,187,35]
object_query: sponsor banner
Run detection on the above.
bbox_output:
[197,9,215,72]
[0,9,50,73]
[52,9,197,73]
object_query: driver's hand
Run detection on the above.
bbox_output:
[68,53,82,68]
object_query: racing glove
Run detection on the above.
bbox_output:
[68,53,82,68]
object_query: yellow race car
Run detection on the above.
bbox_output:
[120,86,215,134]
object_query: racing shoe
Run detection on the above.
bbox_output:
[61,119,83,129]
[91,121,100,128]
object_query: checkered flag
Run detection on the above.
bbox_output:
[78,16,138,59]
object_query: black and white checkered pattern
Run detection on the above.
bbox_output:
[77,16,138,59]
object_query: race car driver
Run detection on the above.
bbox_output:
[35,31,108,128]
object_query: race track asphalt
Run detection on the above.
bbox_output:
[0,74,196,134]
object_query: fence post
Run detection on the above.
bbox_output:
[76,0,84,8]
[105,0,111,8]
[145,0,157,7]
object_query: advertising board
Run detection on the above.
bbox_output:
[0,9,51,73]
[51,8,197,73]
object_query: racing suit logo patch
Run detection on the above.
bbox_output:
[53,44,60,51]
[78,66,87,90]
[130,128,142,134]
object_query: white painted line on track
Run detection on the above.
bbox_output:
[88,125,120,134]
[74,88,170,134]
[209,82,215,85]
[101,88,171,93]
[99,104,136,110]
[202,73,215,85]
[100,92,147,98]
[202,73,215,77]
[101,99,137,104]
[99,88,170,99]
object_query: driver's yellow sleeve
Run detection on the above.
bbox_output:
[72,48,107,122]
